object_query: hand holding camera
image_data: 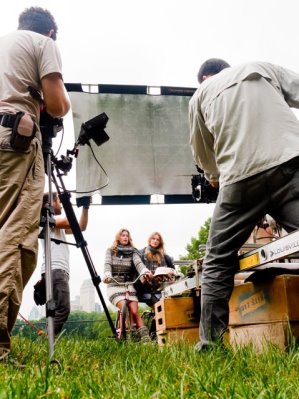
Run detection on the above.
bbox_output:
[76,196,92,209]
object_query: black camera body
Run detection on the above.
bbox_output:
[28,86,64,152]
[191,167,219,203]
[77,112,109,147]
[40,110,63,137]
[39,110,63,153]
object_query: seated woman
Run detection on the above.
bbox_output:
[138,231,176,307]
[102,228,151,342]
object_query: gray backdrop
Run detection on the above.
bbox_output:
[69,87,196,203]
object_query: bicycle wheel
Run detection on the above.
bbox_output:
[120,302,128,340]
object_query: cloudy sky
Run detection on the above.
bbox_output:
[2,0,299,317]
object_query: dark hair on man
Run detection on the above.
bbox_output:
[197,58,231,83]
[18,7,58,41]
[43,192,58,206]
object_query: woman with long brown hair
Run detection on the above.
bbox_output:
[138,231,175,306]
[103,228,151,342]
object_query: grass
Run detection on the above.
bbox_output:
[1,335,299,398]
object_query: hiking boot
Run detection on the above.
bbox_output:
[137,326,151,343]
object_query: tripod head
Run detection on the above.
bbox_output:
[40,111,110,175]
[40,109,64,151]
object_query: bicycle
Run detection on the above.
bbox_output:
[139,267,179,340]
[110,273,148,340]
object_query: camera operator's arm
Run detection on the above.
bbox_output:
[41,72,70,118]
[189,97,219,184]
[57,207,89,235]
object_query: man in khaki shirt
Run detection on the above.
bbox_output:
[189,58,299,350]
[0,7,70,363]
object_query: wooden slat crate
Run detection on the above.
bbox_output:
[227,321,299,351]
[154,296,200,332]
[229,275,299,326]
[157,327,199,346]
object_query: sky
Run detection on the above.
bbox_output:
[2,0,299,318]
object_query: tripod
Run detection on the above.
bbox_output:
[42,145,117,361]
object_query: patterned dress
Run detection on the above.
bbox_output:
[103,246,149,306]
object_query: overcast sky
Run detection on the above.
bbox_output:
[2,0,299,317]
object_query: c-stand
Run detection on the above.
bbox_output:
[41,139,116,362]
[51,152,117,335]
[41,149,57,362]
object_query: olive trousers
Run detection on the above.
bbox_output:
[0,127,44,352]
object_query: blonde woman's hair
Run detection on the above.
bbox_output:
[110,228,134,254]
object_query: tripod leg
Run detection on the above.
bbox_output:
[51,168,117,337]
[43,153,57,360]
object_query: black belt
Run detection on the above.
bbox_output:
[0,114,17,128]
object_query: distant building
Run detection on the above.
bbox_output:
[70,295,81,311]
[69,282,103,313]
[80,279,96,312]
[95,302,102,313]
[28,305,45,320]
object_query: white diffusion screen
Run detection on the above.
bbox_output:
[69,88,196,203]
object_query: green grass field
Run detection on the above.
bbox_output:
[1,335,299,398]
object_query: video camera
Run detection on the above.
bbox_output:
[76,112,109,147]
[191,166,219,203]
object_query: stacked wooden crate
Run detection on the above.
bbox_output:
[154,296,200,346]
[154,274,299,350]
[228,274,299,351]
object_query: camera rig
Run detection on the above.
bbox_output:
[191,166,219,203]
[37,103,115,361]
[40,109,109,174]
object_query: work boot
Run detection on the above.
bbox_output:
[137,326,151,343]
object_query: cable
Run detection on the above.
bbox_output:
[69,141,110,194]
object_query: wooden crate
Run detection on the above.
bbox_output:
[229,275,299,326]
[227,321,299,351]
[154,296,200,332]
[157,327,199,346]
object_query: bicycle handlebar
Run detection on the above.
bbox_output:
[109,273,149,286]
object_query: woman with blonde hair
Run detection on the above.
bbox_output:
[103,228,151,342]
[138,232,175,306]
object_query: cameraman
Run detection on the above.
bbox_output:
[39,193,90,335]
[0,7,70,362]
[189,59,299,351]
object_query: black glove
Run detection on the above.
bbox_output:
[33,277,46,306]
[76,196,92,209]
